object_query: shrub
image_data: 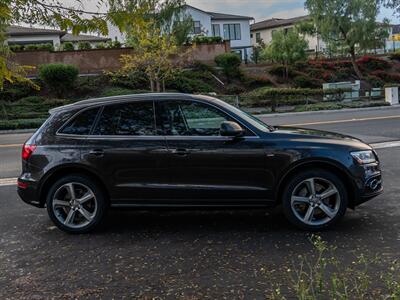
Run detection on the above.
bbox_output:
[0,118,46,130]
[191,35,223,44]
[38,64,79,97]
[96,42,107,49]
[224,84,246,94]
[189,61,217,74]
[293,61,308,71]
[62,42,75,51]
[215,53,242,81]
[77,41,92,50]
[166,74,214,93]
[24,44,38,51]
[370,70,400,84]
[9,44,24,52]
[106,69,149,90]
[357,55,390,70]
[389,50,400,61]
[0,82,38,102]
[36,43,54,51]
[293,75,321,88]
[366,75,385,88]
[106,40,122,48]
[100,87,148,97]
[242,74,271,89]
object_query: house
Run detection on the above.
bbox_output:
[6,25,110,49]
[183,5,254,61]
[386,24,400,52]
[250,16,326,53]
[107,5,254,61]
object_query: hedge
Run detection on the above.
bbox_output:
[38,63,79,97]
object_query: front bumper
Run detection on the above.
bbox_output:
[351,162,383,207]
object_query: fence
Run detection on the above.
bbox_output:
[219,88,386,112]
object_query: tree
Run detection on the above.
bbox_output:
[116,0,190,92]
[305,0,389,79]
[261,30,308,80]
[115,0,191,92]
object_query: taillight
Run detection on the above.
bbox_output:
[22,144,36,161]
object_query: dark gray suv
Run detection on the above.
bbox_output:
[18,93,383,233]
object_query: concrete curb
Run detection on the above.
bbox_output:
[256,104,400,118]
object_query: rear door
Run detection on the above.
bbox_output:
[155,99,271,204]
[80,101,169,204]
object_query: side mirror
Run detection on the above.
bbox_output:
[220,121,245,137]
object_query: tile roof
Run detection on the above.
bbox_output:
[61,33,110,42]
[251,16,310,31]
[6,25,66,36]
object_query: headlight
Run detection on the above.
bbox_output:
[351,150,376,164]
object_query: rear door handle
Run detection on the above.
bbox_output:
[171,148,190,156]
[89,149,104,157]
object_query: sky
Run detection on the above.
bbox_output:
[65,0,399,24]
[186,0,398,23]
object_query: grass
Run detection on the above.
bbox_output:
[264,235,400,299]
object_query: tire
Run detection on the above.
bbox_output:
[282,169,348,231]
[46,174,107,233]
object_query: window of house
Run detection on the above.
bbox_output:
[60,107,100,135]
[93,102,155,136]
[212,24,221,37]
[193,21,202,34]
[271,29,277,37]
[256,32,261,42]
[223,24,241,40]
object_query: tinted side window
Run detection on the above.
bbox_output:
[60,107,99,135]
[156,101,231,136]
[93,102,155,136]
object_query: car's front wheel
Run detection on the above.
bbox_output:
[282,169,348,230]
[46,175,107,233]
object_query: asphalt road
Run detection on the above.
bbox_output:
[0,146,398,299]
[0,106,400,298]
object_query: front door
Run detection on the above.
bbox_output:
[81,100,169,204]
[155,99,271,204]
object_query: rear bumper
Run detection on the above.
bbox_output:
[17,177,43,208]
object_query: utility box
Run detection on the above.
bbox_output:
[385,87,399,105]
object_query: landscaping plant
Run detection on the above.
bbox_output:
[215,53,242,82]
[38,63,79,98]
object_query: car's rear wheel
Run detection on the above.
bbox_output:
[282,169,348,230]
[46,175,107,233]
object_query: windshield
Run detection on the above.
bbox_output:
[223,104,274,132]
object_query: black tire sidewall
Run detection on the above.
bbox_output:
[282,169,348,231]
[46,175,107,234]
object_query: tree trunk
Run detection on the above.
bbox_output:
[150,78,155,92]
[156,80,161,92]
[349,48,363,79]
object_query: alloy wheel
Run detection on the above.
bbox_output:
[290,177,341,226]
[52,182,98,229]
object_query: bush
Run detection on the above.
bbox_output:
[107,69,149,90]
[0,82,38,102]
[224,84,246,94]
[191,35,223,44]
[24,44,38,51]
[96,42,107,49]
[9,44,24,52]
[215,53,242,81]
[100,87,147,97]
[389,50,400,61]
[189,61,217,74]
[166,73,214,93]
[62,42,75,51]
[293,75,322,88]
[366,75,385,88]
[370,70,400,84]
[106,40,122,48]
[242,74,271,89]
[38,64,79,97]
[0,118,46,130]
[77,41,92,50]
[36,43,54,51]
[357,55,390,70]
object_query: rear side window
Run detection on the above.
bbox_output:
[60,107,99,135]
[93,101,155,136]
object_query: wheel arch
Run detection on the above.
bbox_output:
[38,164,110,207]
[275,159,358,208]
